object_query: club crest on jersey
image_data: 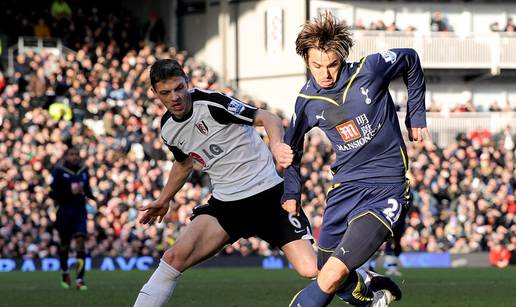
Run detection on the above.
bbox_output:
[380,50,397,64]
[228,100,245,115]
[189,152,206,166]
[195,121,209,135]
[360,87,372,104]
[336,120,361,142]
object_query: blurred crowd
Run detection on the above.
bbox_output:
[0,3,514,265]
[0,40,284,260]
[426,100,516,113]
[0,0,166,59]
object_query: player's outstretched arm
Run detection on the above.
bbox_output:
[139,157,193,224]
[254,109,294,168]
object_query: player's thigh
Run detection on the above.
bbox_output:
[55,218,73,246]
[331,213,390,271]
[164,214,230,271]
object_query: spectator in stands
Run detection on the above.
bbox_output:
[51,0,72,20]
[505,17,514,32]
[28,67,48,101]
[431,11,450,32]
[386,22,400,32]
[489,101,502,112]
[489,242,511,268]
[427,100,442,112]
[451,100,476,112]
[0,72,6,94]
[34,18,51,38]
[354,19,366,31]
[144,12,166,44]
[490,22,501,32]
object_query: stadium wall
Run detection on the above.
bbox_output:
[0,253,499,272]
[178,0,516,116]
[180,0,307,114]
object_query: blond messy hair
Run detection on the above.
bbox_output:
[295,11,354,63]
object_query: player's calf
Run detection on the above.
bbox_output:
[289,280,335,307]
[133,259,182,307]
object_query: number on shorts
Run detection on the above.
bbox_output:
[383,198,401,225]
[288,213,302,229]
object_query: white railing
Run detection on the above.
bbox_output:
[7,37,75,76]
[397,112,516,147]
[349,32,516,73]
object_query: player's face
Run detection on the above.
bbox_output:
[306,49,341,89]
[65,149,80,166]
[152,76,191,119]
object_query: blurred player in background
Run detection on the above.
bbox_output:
[49,146,96,290]
[133,59,317,307]
[284,12,430,307]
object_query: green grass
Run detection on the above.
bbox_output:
[0,267,515,307]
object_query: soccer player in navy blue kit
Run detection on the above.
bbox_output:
[49,146,96,290]
[285,13,430,307]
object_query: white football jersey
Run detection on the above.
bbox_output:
[160,88,283,201]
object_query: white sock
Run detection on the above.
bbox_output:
[133,259,182,307]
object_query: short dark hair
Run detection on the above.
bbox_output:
[149,59,187,89]
[295,11,354,64]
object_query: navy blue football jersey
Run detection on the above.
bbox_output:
[49,164,95,212]
[282,48,426,203]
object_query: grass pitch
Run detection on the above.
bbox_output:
[0,267,515,307]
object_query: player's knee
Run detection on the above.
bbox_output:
[295,262,318,279]
[162,247,188,270]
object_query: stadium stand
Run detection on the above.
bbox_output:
[0,1,514,264]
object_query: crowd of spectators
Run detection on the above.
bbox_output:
[0,0,162,55]
[421,99,516,113]
[1,42,514,262]
[490,16,515,33]
[0,4,514,266]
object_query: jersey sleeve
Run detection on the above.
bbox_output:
[162,139,189,162]
[368,48,427,128]
[49,168,61,200]
[204,93,257,125]
[281,97,314,204]
[82,168,96,201]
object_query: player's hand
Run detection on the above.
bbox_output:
[282,199,300,216]
[408,127,431,143]
[139,200,169,225]
[271,142,294,168]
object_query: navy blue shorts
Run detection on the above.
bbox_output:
[55,209,87,243]
[318,179,410,251]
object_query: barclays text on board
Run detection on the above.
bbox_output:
[0,256,155,272]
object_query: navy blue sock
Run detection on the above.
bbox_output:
[76,251,86,280]
[335,269,373,306]
[289,280,335,307]
[59,248,69,273]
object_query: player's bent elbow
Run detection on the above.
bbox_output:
[253,109,280,127]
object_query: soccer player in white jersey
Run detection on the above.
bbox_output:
[133,59,317,307]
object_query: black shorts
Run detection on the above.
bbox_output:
[191,183,313,248]
[55,209,87,243]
